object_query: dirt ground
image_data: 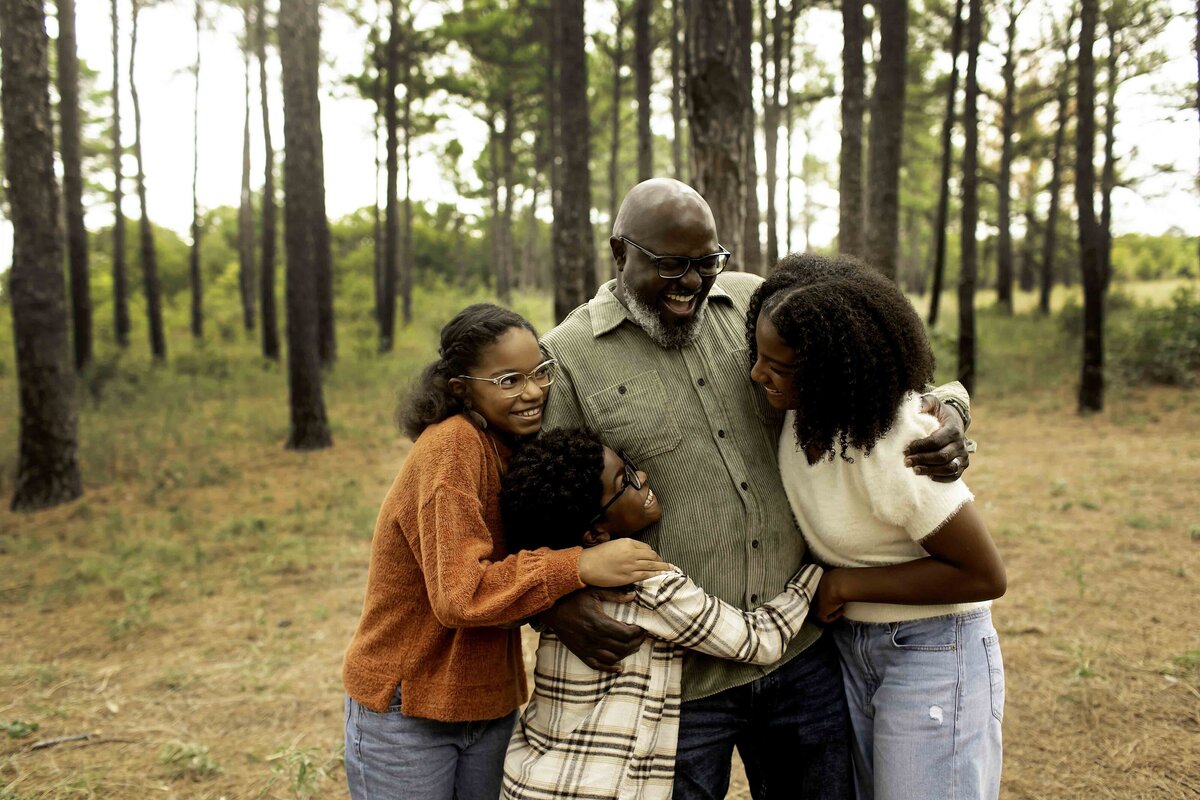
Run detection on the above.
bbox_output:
[2,384,1198,799]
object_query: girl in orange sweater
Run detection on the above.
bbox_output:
[342,304,668,800]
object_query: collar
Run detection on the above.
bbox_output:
[588,279,733,338]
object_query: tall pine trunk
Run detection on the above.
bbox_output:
[864,0,907,281]
[608,2,626,226]
[498,92,516,304]
[995,0,1019,313]
[555,0,595,321]
[1099,26,1118,293]
[687,0,751,268]
[957,0,983,395]
[740,0,761,274]
[763,0,787,268]
[2,0,84,511]
[55,0,92,371]
[1041,12,1074,316]
[839,0,866,256]
[130,0,167,362]
[400,8,414,324]
[279,0,332,448]
[256,0,280,360]
[190,0,203,339]
[670,0,684,180]
[238,0,256,332]
[110,0,130,348]
[928,0,964,325]
[1076,0,1104,413]
[379,0,398,350]
[634,0,652,181]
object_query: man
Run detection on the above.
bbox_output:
[539,179,970,799]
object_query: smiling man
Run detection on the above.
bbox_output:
[537,179,972,800]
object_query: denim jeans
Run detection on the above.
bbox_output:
[831,607,1004,800]
[343,688,517,800]
[673,634,853,800]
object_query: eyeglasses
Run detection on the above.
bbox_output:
[588,451,642,526]
[457,359,557,398]
[619,236,732,280]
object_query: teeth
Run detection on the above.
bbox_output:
[515,408,541,418]
[644,489,655,508]
[666,293,694,303]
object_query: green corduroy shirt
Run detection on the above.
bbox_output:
[541,272,971,701]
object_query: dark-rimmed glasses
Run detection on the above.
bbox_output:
[457,359,557,398]
[588,451,642,526]
[619,236,732,280]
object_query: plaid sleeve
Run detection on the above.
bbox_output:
[632,564,823,665]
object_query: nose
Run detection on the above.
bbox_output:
[675,265,703,292]
[520,376,546,402]
[749,355,767,386]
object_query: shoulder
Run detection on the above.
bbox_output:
[713,272,765,308]
[407,415,486,473]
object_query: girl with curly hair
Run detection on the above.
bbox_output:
[341,304,669,800]
[747,254,1008,800]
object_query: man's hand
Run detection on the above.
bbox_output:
[541,588,645,673]
[905,394,969,483]
[813,570,846,625]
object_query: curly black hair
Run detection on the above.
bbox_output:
[500,428,606,553]
[399,303,538,439]
[746,252,935,462]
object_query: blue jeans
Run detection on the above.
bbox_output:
[343,688,517,800]
[831,607,1004,800]
[673,634,853,800]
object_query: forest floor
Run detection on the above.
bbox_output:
[1,287,1199,799]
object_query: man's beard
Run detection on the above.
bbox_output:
[624,290,708,349]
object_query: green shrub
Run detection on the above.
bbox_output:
[1110,287,1200,387]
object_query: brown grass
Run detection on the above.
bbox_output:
[2,378,1198,799]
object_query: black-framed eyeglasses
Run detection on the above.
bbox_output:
[457,359,557,398]
[619,236,732,280]
[588,451,642,526]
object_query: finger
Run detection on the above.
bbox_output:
[592,589,637,604]
[634,560,672,573]
[905,442,964,470]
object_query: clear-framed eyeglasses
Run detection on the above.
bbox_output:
[619,236,732,280]
[457,358,558,398]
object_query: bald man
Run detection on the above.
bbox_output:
[537,179,971,799]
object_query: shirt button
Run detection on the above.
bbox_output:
[618,385,626,394]
[751,594,760,604]
[740,482,748,491]
[751,540,759,549]
[697,378,706,387]
[718,430,725,438]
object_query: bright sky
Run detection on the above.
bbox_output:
[1,0,1197,272]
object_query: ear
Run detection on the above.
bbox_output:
[582,527,612,547]
[448,377,468,400]
[609,236,626,272]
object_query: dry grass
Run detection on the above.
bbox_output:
[2,310,1198,798]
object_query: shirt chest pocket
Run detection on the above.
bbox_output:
[585,370,682,462]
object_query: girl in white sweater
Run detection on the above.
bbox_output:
[746,253,1007,800]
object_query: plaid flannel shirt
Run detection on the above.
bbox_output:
[502,563,823,800]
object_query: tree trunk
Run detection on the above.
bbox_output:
[1076,0,1104,413]
[371,4,383,324]
[1019,199,1037,292]
[687,0,751,268]
[190,0,204,339]
[521,178,541,290]
[1099,25,1117,293]
[995,0,1019,313]
[110,0,130,348]
[671,0,684,179]
[238,0,256,332]
[379,0,398,350]
[130,0,166,362]
[279,0,332,448]
[256,0,279,360]
[928,0,964,326]
[1041,14,1073,316]
[400,9,414,324]
[547,0,562,296]
[740,0,761,274]
[608,2,626,227]
[839,0,866,257]
[864,0,907,281]
[498,91,516,303]
[764,0,786,268]
[2,0,84,511]
[555,0,594,321]
[957,0,983,395]
[635,0,653,181]
[55,0,92,371]
[783,1,797,253]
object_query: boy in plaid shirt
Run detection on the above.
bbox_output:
[499,428,822,800]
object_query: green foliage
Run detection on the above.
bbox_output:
[2,720,38,739]
[1111,234,1199,281]
[1110,287,1200,387]
[158,740,222,780]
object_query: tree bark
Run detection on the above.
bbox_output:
[379,0,398,350]
[928,0,964,326]
[995,0,1019,313]
[687,0,751,268]
[190,0,204,339]
[957,0,983,395]
[555,0,594,321]
[864,0,907,281]
[2,0,84,511]
[400,6,414,324]
[635,0,653,181]
[238,0,256,332]
[740,0,761,274]
[839,0,866,257]
[256,0,279,360]
[764,0,787,268]
[783,1,798,253]
[498,90,516,303]
[1076,0,1104,413]
[279,0,332,448]
[671,0,684,179]
[1040,10,1074,316]
[55,0,92,371]
[608,2,627,227]
[1099,24,1117,293]
[130,0,167,362]
[110,0,130,348]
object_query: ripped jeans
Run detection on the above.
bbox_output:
[830,607,1004,800]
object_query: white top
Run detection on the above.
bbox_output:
[778,391,983,623]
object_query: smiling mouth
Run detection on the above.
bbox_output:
[662,293,696,314]
[644,488,657,509]
[513,407,543,419]
[761,386,783,396]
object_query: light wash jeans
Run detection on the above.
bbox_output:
[830,607,1004,800]
[344,687,517,800]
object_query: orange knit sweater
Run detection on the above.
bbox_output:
[342,414,585,721]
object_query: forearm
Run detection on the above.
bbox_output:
[427,546,585,628]
[831,557,1001,607]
